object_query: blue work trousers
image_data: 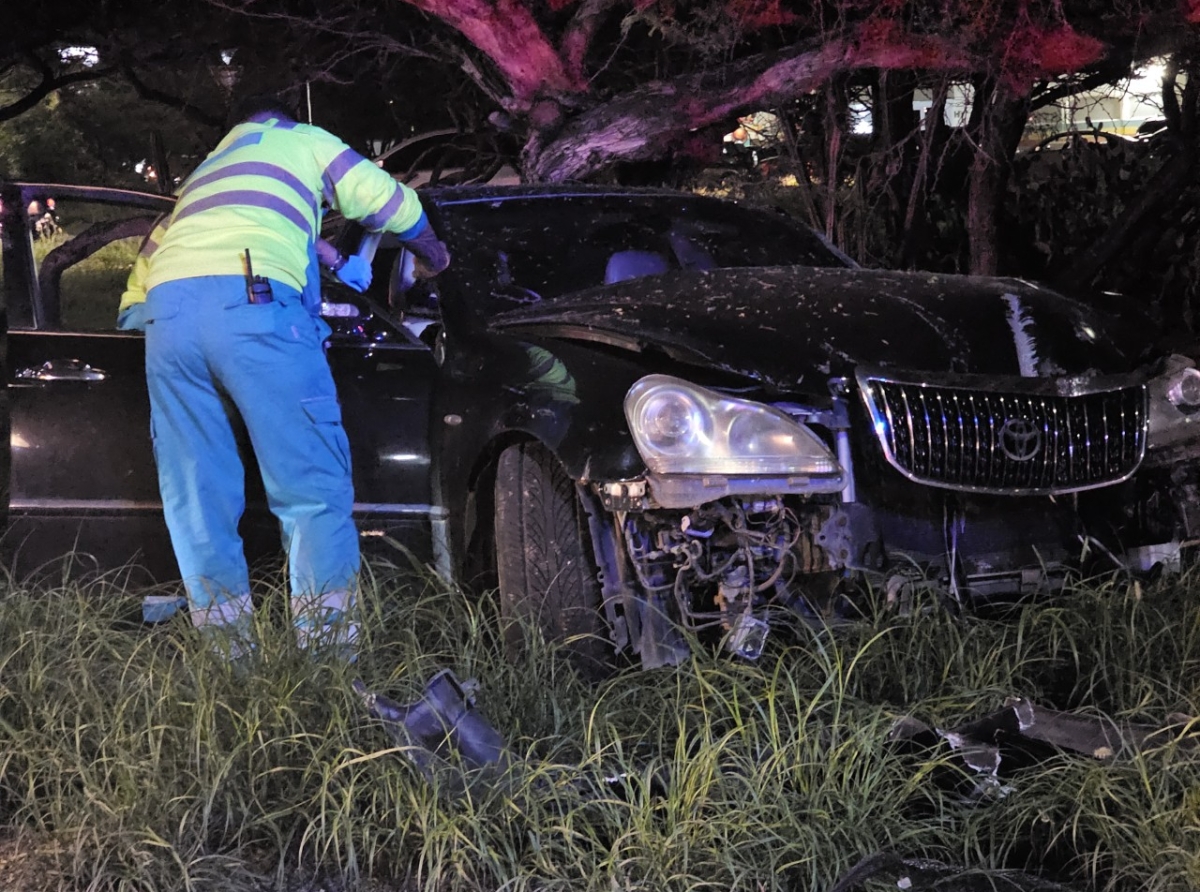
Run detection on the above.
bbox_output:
[143,275,359,615]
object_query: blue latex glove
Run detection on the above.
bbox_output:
[335,254,373,292]
[116,303,148,331]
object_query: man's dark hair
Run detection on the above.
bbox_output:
[227,94,298,128]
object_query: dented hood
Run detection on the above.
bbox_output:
[488,266,1142,388]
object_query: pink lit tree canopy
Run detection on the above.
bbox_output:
[6,0,1200,280]
[385,0,1181,181]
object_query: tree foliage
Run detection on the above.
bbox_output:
[372,0,1180,180]
[168,0,1199,283]
[6,0,1200,314]
[4,0,1191,180]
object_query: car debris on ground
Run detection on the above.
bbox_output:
[889,696,1198,802]
[352,670,513,796]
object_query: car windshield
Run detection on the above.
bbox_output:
[433,192,849,315]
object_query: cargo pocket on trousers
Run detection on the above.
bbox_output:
[301,396,352,477]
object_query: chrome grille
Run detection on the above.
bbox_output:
[860,378,1147,494]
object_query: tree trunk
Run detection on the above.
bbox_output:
[901,83,948,269]
[967,149,1001,275]
[869,70,919,266]
[523,34,977,182]
[967,82,1028,275]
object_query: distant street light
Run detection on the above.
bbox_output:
[212,49,240,94]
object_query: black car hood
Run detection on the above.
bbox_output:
[488,266,1143,390]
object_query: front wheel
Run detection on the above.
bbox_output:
[493,441,611,677]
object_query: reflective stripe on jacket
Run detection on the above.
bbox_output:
[142,114,425,295]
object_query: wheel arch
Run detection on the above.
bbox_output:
[454,425,629,596]
[454,429,546,590]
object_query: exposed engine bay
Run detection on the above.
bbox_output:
[592,492,1093,668]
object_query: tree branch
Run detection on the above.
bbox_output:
[119,64,224,129]
[1028,60,1134,112]
[560,0,624,83]
[526,31,981,181]
[400,0,585,104]
[0,61,117,123]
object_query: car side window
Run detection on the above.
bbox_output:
[28,195,158,332]
[441,201,648,312]
[437,194,851,317]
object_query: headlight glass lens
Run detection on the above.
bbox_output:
[640,390,710,453]
[1168,367,1200,409]
[625,375,842,476]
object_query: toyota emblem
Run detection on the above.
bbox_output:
[998,417,1042,462]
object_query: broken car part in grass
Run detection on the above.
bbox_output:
[889,697,1200,803]
[349,662,1197,892]
[353,669,511,782]
[354,669,1199,802]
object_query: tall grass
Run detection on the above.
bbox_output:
[0,562,1198,891]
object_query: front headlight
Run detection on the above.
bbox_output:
[1167,366,1200,410]
[1147,354,1200,452]
[624,375,841,476]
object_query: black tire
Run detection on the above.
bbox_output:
[494,441,611,677]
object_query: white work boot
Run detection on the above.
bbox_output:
[292,590,359,663]
[191,592,256,662]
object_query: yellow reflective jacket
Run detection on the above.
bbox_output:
[120,113,424,315]
[119,215,169,317]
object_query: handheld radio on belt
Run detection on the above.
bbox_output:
[243,249,274,304]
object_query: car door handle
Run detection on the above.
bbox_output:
[16,359,108,382]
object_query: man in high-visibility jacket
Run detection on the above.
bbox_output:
[119,94,450,658]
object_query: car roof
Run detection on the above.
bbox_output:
[4,182,175,210]
[4,181,694,208]
[424,182,692,205]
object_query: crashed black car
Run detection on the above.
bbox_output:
[2,181,1199,669]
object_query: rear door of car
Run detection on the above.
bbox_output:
[2,184,176,583]
[1,183,441,584]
